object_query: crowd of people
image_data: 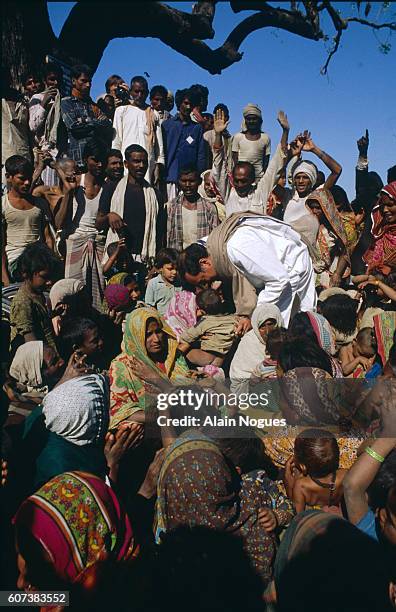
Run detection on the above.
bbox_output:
[1,62,396,610]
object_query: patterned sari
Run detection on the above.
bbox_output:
[155,430,277,583]
[109,308,190,428]
[13,471,139,584]
[363,182,396,274]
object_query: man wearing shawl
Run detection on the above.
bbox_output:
[363,182,396,274]
[212,108,291,217]
[179,211,316,333]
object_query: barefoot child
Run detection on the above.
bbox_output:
[340,327,378,377]
[284,429,346,514]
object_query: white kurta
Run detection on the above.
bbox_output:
[112,105,165,184]
[226,216,316,325]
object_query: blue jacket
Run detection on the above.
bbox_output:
[162,115,206,183]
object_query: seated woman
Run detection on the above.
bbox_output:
[155,430,277,585]
[319,293,359,351]
[21,345,109,490]
[5,341,64,416]
[230,303,283,395]
[109,308,190,429]
[13,471,139,594]
[305,188,351,290]
[262,339,365,471]
[363,181,396,275]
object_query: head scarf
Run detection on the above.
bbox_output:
[9,341,44,389]
[251,303,283,345]
[155,431,276,583]
[317,287,348,303]
[163,290,197,341]
[363,181,396,274]
[14,471,138,584]
[49,279,85,311]
[109,308,190,427]
[107,272,130,286]
[104,284,130,310]
[280,367,341,426]
[42,374,109,446]
[292,161,317,188]
[241,103,262,132]
[306,312,336,356]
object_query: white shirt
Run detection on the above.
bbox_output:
[226,216,316,324]
[69,174,102,237]
[182,206,198,249]
[112,105,164,182]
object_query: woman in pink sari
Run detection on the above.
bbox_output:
[363,182,396,274]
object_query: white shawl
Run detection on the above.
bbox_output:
[10,341,43,389]
[102,175,158,264]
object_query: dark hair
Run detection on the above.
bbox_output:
[356,327,377,355]
[189,84,209,111]
[124,144,147,161]
[389,343,396,367]
[43,62,62,80]
[105,74,123,94]
[218,432,274,475]
[18,243,62,281]
[387,165,396,184]
[278,339,333,375]
[288,312,320,346]
[330,185,351,212]
[175,88,199,110]
[155,248,178,269]
[294,429,339,478]
[105,148,123,165]
[213,102,229,118]
[71,64,92,80]
[320,295,358,336]
[130,75,148,90]
[196,288,223,315]
[178,164,200,179]
[82,141,108,162]
[150,84,168,99]
[233,161,255,181]
[266,327,288,361]
[5,155,33,177]
[107,242,119,257]
[22,70,41,85]
[178,243,208,277]
[57,317,98,361]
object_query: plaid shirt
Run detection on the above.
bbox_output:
[166,193,219,251]
[60,96,112,166]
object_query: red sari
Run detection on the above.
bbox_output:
[363,182,396,274]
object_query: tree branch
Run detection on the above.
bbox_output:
[346,17,396,31]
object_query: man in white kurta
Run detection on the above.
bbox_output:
[112,77,164,185]
[225,215,316,325]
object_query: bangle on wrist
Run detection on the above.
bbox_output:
[365,446,385,463]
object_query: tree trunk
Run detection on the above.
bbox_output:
[2,1,59,89]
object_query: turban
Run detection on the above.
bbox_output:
[292,161,318,188]
[243,103,262,119]
[104,284,131,310]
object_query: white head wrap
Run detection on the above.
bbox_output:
[49,279,85,310]
[42,374,110,446]
[9,341,44,389]
[251,303,283,345]
[292,161,318,187]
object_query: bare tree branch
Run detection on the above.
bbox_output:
[320,28,343,74]
[346,16,396,30]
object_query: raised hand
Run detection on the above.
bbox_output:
[289,133,305,157]
[277,110,289,131]
[214,108,229,134]
[302,130,315,151]
[357,129,369,156]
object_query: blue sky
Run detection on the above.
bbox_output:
[48,2,395,198]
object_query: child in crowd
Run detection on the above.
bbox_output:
[102,238,134,278]
[145,248,181,315]
[218,433,294,533]
[58,317,105,371]
[9,243,61,358]
[178,288,237,367]
[232,103,271,180]
[2,155,54,285]
[284,429,346,514]
[340,327,378,377]
[252,327,288,380]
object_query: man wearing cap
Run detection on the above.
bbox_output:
[232,103,271,180]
